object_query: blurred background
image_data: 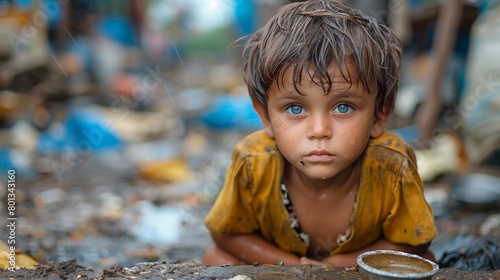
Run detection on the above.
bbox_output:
[0,0,499,272]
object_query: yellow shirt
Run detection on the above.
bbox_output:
[205,130,437,257]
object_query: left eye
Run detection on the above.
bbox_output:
[334,104,352,114]
[286,105,304,115]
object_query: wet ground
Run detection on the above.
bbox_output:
[1,259,499,279]
[0,124,248,271]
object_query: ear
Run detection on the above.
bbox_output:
[252,101,275,138]
[370,104,391,138]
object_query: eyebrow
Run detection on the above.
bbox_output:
[332,91,367,99]
[279,88,367,99]
[273,90,368,107]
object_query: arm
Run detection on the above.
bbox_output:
[301,239,434,267]
[212,233,302,265]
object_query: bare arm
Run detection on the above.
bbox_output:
[302,239,434,267]
[211,233,302,265]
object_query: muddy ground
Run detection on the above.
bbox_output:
[0,126,244,269]
[2,259,499,279]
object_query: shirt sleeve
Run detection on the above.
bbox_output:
[204,145,259,236]
[382,145,438,246]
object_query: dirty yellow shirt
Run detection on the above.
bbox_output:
[205,130,437,257]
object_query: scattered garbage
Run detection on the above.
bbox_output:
[199,94,262,131]
[414,132,468,182]
[138,156,191,184]
[37,107,124,156]
[480,214,500,236]
[33,188,66,209]
[439,237,500,271]
[127,200,187,244]
[0,147,33,176]
[450,173,500,209]
[0,240,38,270]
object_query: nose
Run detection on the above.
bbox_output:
[307,112,332,139]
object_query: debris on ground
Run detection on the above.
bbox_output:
[1,260,498,280]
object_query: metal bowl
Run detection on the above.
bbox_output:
[357,250,439,280]
[450,173,500,207]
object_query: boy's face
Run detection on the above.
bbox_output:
[254,66,388,181]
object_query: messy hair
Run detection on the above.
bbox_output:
[242,0,402,118]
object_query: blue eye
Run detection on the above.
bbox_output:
[286,105,304,115]
[334,104,352,114]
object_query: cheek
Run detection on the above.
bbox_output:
[272,124,301,157]
[275,129,298,151]
[269,116,291,139]
[343,127,371,153]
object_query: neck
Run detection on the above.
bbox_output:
[284,158,361,196]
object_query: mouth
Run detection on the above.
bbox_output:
[306,150,334,156]
[304,150,335,163]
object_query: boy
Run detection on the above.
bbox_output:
[203,0,437,266]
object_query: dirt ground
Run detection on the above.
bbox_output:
[0,134,223,269]
[1,259,499,279]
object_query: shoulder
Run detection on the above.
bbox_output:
[362,131,419,177]
[232,129,280,158]
[368,131,408,152]
[366,131,416,162]
[227,130,284,193]
[230,130,283,185]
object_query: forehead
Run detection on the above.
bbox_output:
[274,62,371,94]
[267,73,376,108]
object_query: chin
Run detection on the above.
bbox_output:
[302,167,339,181]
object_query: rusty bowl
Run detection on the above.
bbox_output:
[356,250,439,280]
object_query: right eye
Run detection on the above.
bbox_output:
[286,105,305,115]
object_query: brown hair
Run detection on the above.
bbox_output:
[242,0,402,119]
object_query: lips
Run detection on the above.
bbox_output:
[304,150,335,163]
